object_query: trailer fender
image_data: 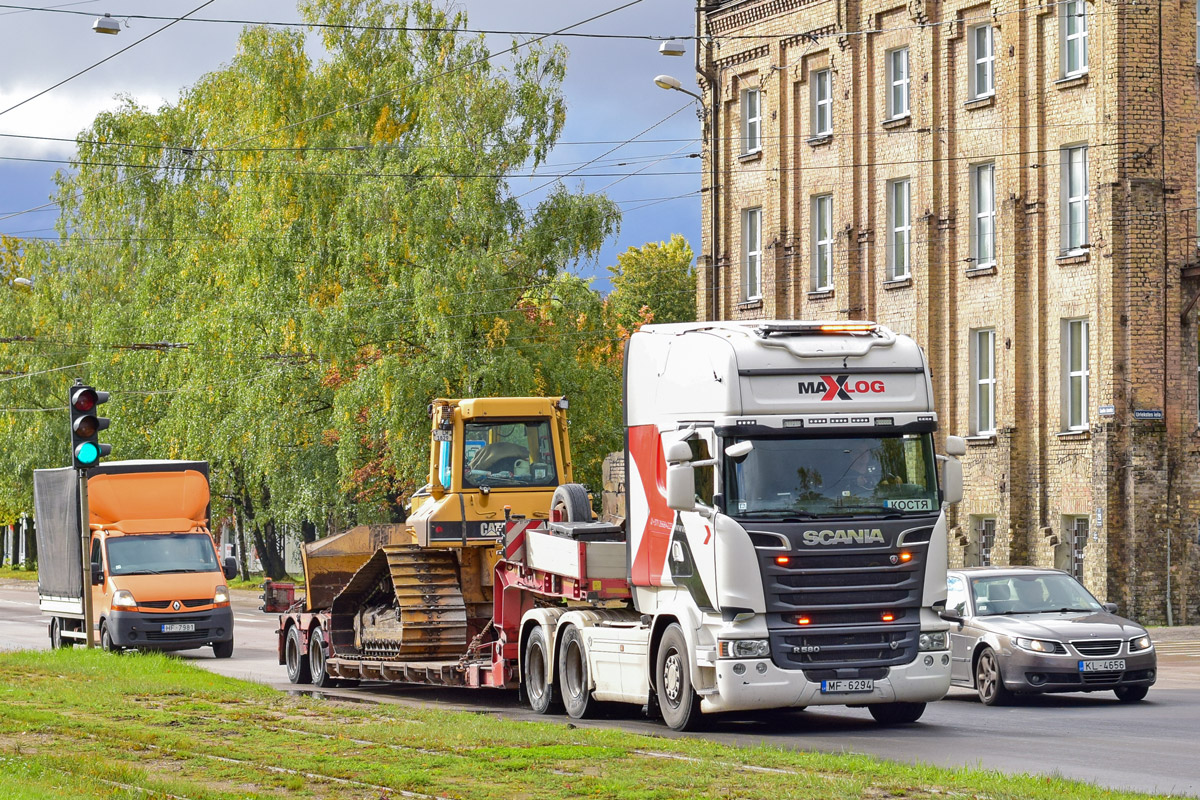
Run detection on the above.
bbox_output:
[519,607,566,687]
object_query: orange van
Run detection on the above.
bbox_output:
[35,460,238,656]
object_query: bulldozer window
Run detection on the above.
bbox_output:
[463,418,557,488]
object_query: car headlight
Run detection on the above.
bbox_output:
[918,631,948,651]
[111,590,137,608]
[718,639,770,658]
[213,585,230,606]
[1128,634,1152,652]
[1014,637,1062,654]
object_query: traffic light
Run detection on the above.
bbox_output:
[69,382,111,470]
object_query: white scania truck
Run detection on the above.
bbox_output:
[280,320,964,731]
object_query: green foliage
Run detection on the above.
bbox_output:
[606,233,696,331]
[0,0,697,562]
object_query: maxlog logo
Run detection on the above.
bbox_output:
[797,375,886,401]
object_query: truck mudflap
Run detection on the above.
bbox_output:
[107,606,233,650]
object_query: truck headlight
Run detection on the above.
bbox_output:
[1014,637,1062,654]
[213,585,230,607]
[111,590,137,608]
[718,639,770,658]
[918,631,947,651]
[1128,635,1152,652]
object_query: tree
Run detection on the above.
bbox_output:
[606,234,696,332]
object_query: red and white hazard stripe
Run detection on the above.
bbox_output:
[503,518,541,563]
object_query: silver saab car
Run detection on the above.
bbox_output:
[942,567,1156,705]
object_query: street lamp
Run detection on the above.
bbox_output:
[653,74,704,105]
[92,13,120,34]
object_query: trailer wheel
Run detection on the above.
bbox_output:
[558,626,594,719]
[309,627,335,688]
[656,623,703,731]
[285,626,311,684]
[524,625,558,714]
[551,484,590,522]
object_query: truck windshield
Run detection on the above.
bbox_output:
[463,418,558,489]
[725,433,939,519]
[105,533,220,576]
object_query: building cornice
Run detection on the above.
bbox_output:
[708,0,830,34]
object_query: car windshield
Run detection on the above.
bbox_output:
[724,433,939,519]
[105,533,219,576]
[462,419,558,489]
[970,573,1104,615]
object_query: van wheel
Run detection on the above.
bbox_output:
[100,622,119,653]
[212,639,234,659]
[657,623,704,731]
[869,702,926,725]
[524,625,558,714]
[558,626,594,719]
[49,617,70,649]
[309,627,335,688]
[551,484,590,522]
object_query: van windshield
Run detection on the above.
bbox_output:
[724,433,939,518]
[105,533,220,576]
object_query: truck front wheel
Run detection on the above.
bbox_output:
[868,702,926,725]
[558,626,594,719]
[656,624,703,731]
[524,626,558,714]
[285,625,312,684]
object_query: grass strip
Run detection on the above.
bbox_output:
[0,648,1162,800]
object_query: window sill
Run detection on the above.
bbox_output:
[966,434,997,446]
[737,298,763,310]
[882,114,912,130]
[1054,72,1089,90]
[807,134,833,148]
[964,94,995,110]
[883,276,912,290]
[965,264,998,278]
[1056,251,1090,266]
[738,149,763,163]
[807,289,834,300]
[1055,429,1091,440]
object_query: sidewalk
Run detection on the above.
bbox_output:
[1146,624,1200,642]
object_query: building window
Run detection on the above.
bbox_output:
[1061,0,1088,77]
[811,194,833,290]
[971,328,996,435]
[969,24,995,99]
[886,47,909,120]
[742,88,761,154]
[811,69,832,137]
[968,516,996,567]
[1057,516,1089,578]
[742,207,762,300]
[971,162,996,268]
[1061,144,1088,253]
[1063,318,1089,430]
[887,179,911,279]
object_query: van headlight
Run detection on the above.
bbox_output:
[213,585,230,606]
[1128,635,1152,652]
[111,590,137,608]
[718,639,770,658]
[918,631,947,651]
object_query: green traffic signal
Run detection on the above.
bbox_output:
[75,441,100,466]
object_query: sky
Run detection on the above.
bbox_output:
[0,0,702,291]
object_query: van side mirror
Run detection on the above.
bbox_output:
[91,562,104,586]
[665,463,696,511]
[942,457,963,505]
[223,556,239,581]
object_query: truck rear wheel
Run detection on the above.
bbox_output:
[656,623,703,731]
[286,626,312,684]
[558,626,594,719]
[309,627,335,688]
[551,484,590,522]
[524,625,558,714]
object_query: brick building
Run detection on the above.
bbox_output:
[693,0,1200,623]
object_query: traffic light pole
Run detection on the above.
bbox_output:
[78,469,94,648]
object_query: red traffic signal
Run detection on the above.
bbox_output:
[70,386,107,413]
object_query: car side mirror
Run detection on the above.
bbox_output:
[90,563,103,586]
[939,608,963,623]
[223,556,239,581]
[1102,602,1118,614]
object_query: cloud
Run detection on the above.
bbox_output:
[0,89,170,159]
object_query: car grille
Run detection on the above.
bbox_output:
[1072,639,1121,657]
[1081,671,1123,685]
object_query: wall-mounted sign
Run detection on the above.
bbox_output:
[1133,409,1163,420]
[1098,404,1115,417]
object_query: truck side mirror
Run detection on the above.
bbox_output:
[91,562,103,586]
[665,463,696,511]
[942,457,963,505]
[944,435,966,457]
[223,556,239,581]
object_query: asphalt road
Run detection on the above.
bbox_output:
[4,579,1200,797]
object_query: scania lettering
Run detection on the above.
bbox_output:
[277,321,964,732]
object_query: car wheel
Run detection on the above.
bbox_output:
[656,623,704,731]
[524,625,558,714]
[868,702,926,725]
[975,647,1012,706]
[285,625,311,684]
[212,639,234,659]
[558,626,594,719]
[309,627,335,688]
[1114,685,1148,703]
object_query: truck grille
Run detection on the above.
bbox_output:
[1073,640,1121,657]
